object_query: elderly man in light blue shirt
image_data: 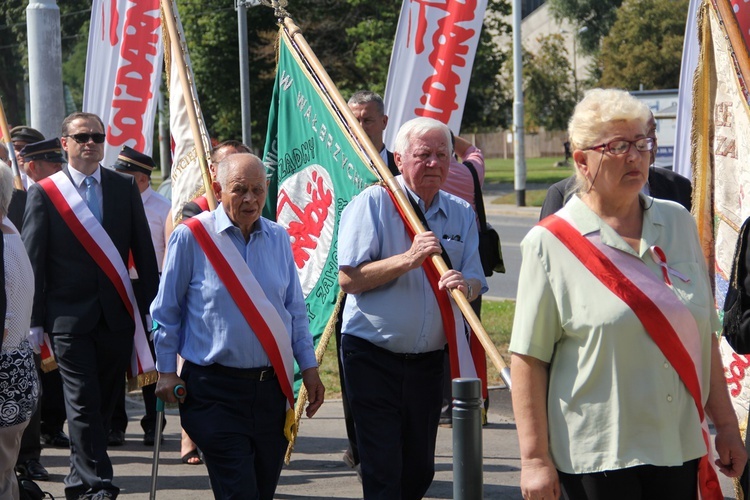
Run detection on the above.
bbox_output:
[151,153,323,500]
[338,117,487,499]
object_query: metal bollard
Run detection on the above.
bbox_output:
[452,378,483,500]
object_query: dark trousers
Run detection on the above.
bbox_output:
[342,335,443,500]
[17,354,42,464]
[53,322,133,500]
[558,459,699,500]
[179,361,288,500]
[109,382,161,434]
[40,367,67,436]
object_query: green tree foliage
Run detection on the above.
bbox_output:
[598,0,688,90]
[462,0,513,132]
[547,0,623,55]
[523,34,577,131]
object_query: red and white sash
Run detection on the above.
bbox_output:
[540,213,721,500]
[385,188,477,379]
[183,213,296,409]
[37,171,155,382]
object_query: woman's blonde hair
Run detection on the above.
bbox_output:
[568,89,652,196]
[568,88,651,151]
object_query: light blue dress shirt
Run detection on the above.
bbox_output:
[338,177,487,354]
[151,205,317,373]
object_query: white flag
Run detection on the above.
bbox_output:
[164,2,212,223]
[83,0,163,169]
[671,0,702,180]
[383,0,487,148]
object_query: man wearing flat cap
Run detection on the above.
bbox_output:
[12,138,67,483]
[109,146,171,447]
[10,125,45,189]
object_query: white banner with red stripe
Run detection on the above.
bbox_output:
[38,171,155,380]
[383,0,487,148]
[83,0,163,169]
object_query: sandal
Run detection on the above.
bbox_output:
[181,449,203,465]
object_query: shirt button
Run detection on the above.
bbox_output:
[663,362,670,369]
[666,395,673,402]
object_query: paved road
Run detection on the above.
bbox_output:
[29,388,522,500]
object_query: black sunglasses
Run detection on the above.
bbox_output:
[64,133,106,144]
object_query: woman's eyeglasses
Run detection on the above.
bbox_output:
[64,133,106,144]
[584,137,654,156]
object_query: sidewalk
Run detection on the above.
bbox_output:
[31,387,521,499]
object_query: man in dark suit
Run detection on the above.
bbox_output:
[347,90,399,177]
[539,167,692,219]
[13,138,67,483]
[539,115,692,219]
[22,112,159,500]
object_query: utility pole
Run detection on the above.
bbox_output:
[512,0,526,207]
[236,0,260,150]
[27,0,64,140]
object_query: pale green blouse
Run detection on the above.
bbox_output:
[510,195,720,474]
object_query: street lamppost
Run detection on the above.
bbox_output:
[236,0,261,150]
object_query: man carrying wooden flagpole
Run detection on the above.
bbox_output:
[338,116,486,498]
[278,14,511,386]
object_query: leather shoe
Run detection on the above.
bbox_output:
[15,459,50,481]
[108,430,125,447]
[143,428,164,446]
[41,430,70,448]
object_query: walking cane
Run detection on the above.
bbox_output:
[149,384,186,500]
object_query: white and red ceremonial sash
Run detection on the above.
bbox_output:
[385,188,477,380]
[540,213,722,500]
[37,172,154,382]
[383,0,487,148]
[183,214,296,409]
[83,0,163,170]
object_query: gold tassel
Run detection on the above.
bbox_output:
[40,356,58,373]
[284,289,345,464]
[127,370,158,392]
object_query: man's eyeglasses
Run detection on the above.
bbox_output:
[584,137,654,156]
[64,133,106,144]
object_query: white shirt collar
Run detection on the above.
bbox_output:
[68,164,102,188]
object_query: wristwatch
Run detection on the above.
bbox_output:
[466,282,473,301]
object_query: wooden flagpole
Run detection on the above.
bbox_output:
[160,0,216,210]
[0,97,24,190]
[714,0,750,84]
[281,18,511,388]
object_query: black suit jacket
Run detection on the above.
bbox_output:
[21,165,159,335]
[386,150,399,177]
[539,167,693,220]
[8,189,26,231]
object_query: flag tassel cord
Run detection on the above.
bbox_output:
[279,15,512,389]
[0,95,24,191]
[160,0,216,210]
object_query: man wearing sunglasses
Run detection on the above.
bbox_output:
[22,112,159,500]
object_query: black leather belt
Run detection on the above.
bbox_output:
[195,362,276,381]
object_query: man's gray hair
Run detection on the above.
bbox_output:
[216,152,266,190]
[393,117,453,156]
[0,165,13,217]
[348,91,385,116]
